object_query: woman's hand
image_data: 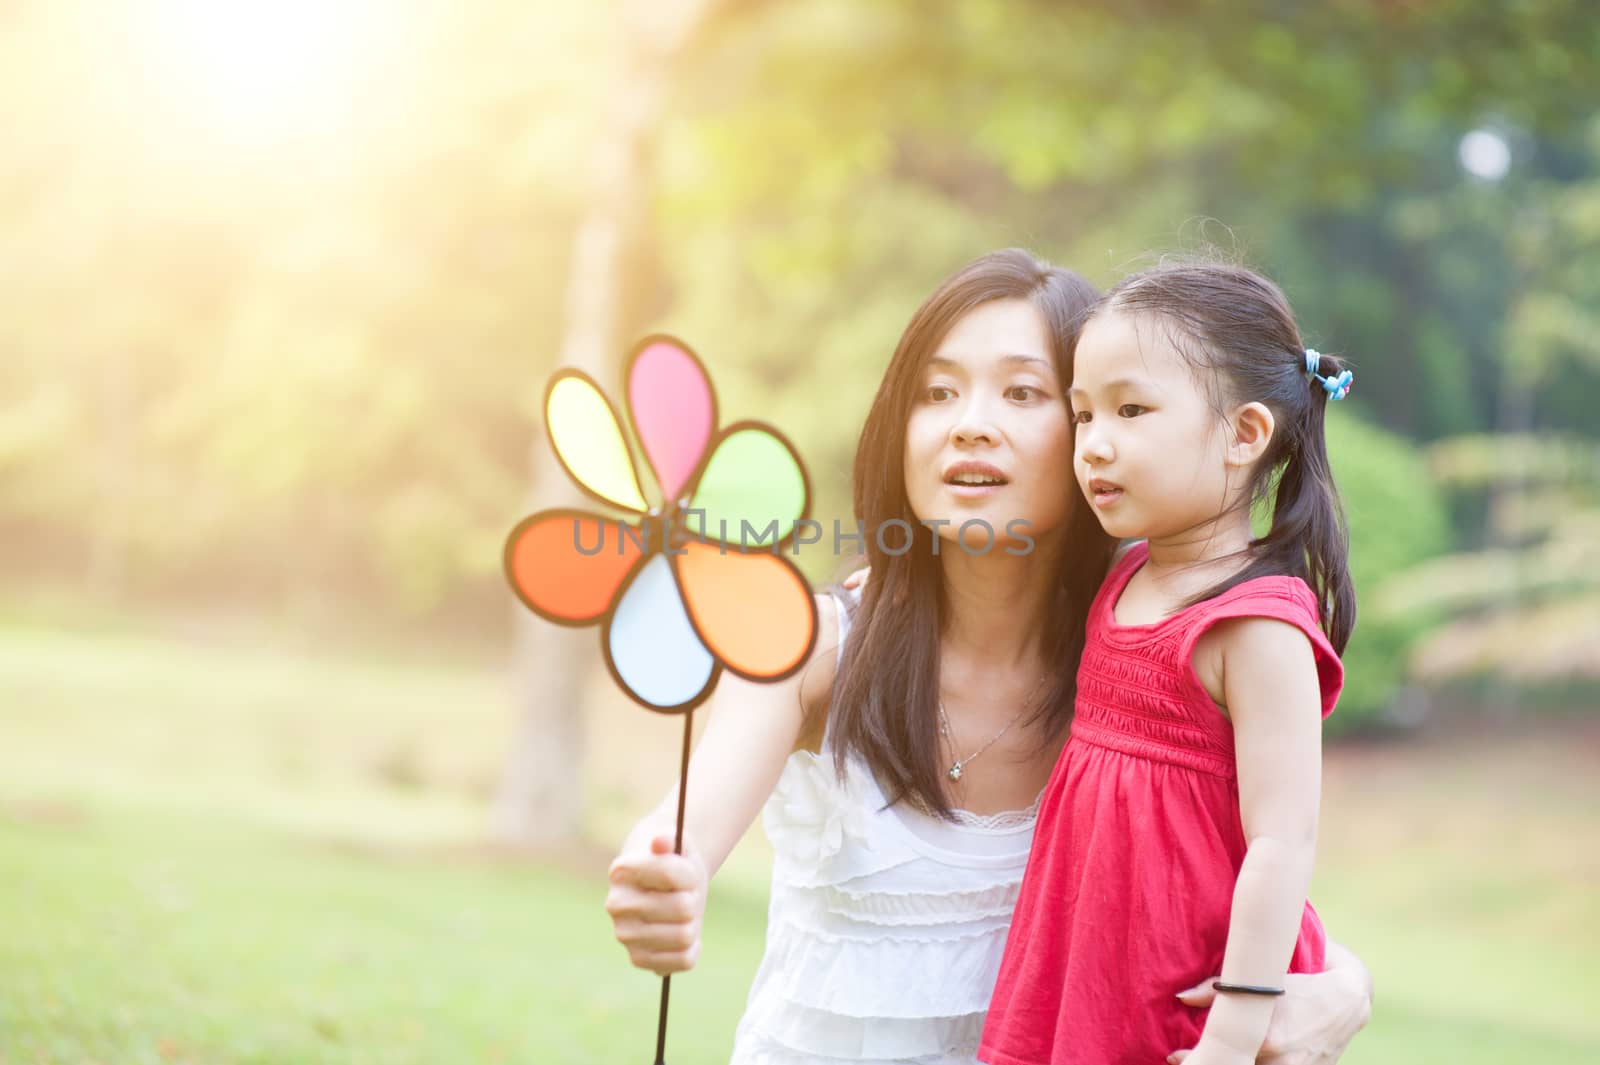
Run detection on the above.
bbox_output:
[605,833,708,976]
[1167,960,1373,1065]
[842,565,870,591]
[604,593,842,977]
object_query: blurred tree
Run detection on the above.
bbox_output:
[495,0,737,846]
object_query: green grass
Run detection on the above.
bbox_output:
[1,618,1596,1063]
[1309,731,1600,1063]
[0,803,768,1063]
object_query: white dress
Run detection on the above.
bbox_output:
[729,592,1041,1064]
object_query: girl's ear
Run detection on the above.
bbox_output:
[1224,401,1275,468]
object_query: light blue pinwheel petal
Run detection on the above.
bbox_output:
[607,554,715,710]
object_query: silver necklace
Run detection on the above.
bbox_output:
[936,675,1050,782]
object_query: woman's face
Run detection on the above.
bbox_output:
[902,298,1074,554]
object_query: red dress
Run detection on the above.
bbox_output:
[978,543,1343,1065]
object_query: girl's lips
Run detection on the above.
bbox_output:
[1087,478,1124,507]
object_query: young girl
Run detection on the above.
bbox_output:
[605,251,1372,1064]
[978,262,1356,1065]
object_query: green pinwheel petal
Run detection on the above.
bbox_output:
[688,425,807,548]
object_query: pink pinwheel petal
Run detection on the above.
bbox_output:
[627,337,715,505]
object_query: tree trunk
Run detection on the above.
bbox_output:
[494,0,729,847]
[87,348,134,602]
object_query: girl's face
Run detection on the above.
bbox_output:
[903,299,1073,553]
[1068,309,1239,542]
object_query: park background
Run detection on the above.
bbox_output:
[2,1,1596,1061]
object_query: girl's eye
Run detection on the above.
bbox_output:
[1117,404,1147,418]
[925,385,955,403]
[1071,410,1092,425]
[1006,385,1041,402]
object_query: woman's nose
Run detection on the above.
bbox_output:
[950,397,1000,446]
[951,418,998,447]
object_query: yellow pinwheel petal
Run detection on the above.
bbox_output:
[546,372,648,513]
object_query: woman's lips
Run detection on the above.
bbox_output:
[946,482,1004,499]
[943,461,1009,499]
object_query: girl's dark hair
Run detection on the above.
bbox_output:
[830,248,1116,819]
[1092,261,1356,653]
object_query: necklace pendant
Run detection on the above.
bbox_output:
[948,763,963,782]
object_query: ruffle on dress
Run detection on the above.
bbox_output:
[732,747,1032,1065]
[737,997,984,1062]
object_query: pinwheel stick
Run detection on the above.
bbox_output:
[653,705,695,1065]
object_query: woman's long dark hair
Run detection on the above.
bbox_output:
[830,248,1115,819]
[1094,262,1356,652]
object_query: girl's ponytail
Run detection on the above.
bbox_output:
[1255,350,1355,652]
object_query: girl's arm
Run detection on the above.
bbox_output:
[604,593,840,975]
[1188,616,1326,1064]
[1168,938,1373,1064]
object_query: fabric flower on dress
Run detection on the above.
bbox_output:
[765,750,871,874]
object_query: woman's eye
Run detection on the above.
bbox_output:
[1117,404,1147,418]
[1071,410,1092,425]
[925,386,955,403]
[1006,385,1040,402]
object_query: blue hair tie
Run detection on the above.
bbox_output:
[1303,348,1353,401]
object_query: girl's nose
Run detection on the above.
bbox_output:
[1077,423,1113,464]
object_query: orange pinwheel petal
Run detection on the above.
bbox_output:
[673,541,817,680]
[504,510,645,623]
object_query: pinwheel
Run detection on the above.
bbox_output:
[503,335,818,1063]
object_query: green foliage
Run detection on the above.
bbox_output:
[0,1,1596,655]
[1324,410,1454,730]
[1375,433,1600,686]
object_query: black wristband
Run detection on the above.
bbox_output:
[1212,980,1286,996]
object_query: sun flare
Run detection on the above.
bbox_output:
[145,0,386,145]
